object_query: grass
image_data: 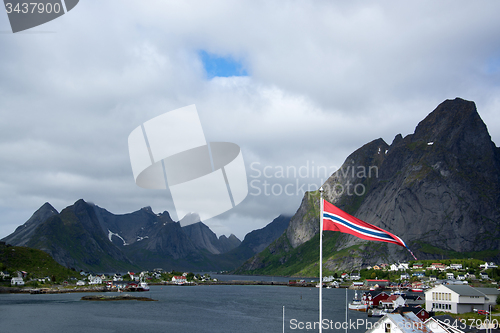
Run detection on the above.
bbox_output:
[415,241,500,260]
[0,243,80,284]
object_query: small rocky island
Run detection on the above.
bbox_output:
[81,294,157,301]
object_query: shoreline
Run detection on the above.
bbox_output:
[0,281,353,294]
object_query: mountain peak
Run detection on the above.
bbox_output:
[1,201,59,247]
[413,98,491,149]
[40,202,58,214]
[140,206,154,213]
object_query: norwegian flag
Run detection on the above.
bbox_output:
[322,199,417,259]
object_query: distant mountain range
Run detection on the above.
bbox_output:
[2,200,290,272]
[237,98,500,276]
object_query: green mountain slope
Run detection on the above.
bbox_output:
[0,242,79,282]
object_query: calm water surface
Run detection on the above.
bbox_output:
[0,284,377,332]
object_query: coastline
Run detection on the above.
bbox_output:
[0,280,354,294]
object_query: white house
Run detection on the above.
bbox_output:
[425,285,492,314]
[88,275,102,285]
[365,312,432,333]
[449,264,462,270]
[479,262,497,269]
[350,272,360,280]
[172,276,187,285]
[76,280,86,286]
[456,275,466,281]
[400,273,410,280]
[479,273,489,280]
[380,295,406,309]
[445,273,454,280]
[11,277,24,286]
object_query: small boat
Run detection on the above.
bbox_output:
[410,288,423,292]
[348,291,368,312]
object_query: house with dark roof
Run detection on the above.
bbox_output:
[391,306,430,322]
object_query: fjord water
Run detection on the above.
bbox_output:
[0,284,377,332]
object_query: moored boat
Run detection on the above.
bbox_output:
[348,291,368,312]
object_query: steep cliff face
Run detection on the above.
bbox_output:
[322,98,500,259]
[238,98,500,274]
[2,202,58,247]
[346,98,500,259]
[182,222,241,254]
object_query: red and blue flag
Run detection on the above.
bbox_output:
[322,199,417,259]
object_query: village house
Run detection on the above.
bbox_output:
[76,280,86,286]
[341,273,350,280]
[400,273,411,280]
[412,263,424,269]
[172,276,187,285]
[364,279,390,289]
[11,277,24,286]
[424,315,471,333]
[372,265,381,270]
[429,263,446,271]
[391,307,430,322]
[479,262,497,269]
[365,312,432,333]
[449,264,462,270]
[364,291,390,308]
[456,275,466,281]
[479,272,489,280]
[350,272,361,280]
[380,294,406,309]
[88,275,102,285]
[466,273,476,280]
[425,284,497,314]
[323,275,335,282]
[445,273,454,280]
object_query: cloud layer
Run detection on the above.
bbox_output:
[1,1,500,239]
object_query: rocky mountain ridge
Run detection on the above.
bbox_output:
[2,200,289,272]
[238,98,500,275]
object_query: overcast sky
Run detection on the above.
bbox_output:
[1,1,500,240]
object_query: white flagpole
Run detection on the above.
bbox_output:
[319,187,324,333]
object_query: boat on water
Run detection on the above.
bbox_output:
[410,288,423,292]
[348,291,368,312]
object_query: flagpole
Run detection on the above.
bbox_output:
[319,186,324,333]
